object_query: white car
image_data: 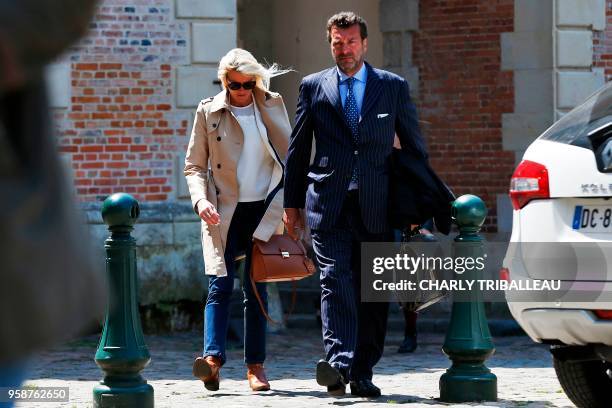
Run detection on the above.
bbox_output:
[503,81,612,408]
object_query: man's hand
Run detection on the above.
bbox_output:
[197,199,220,225]
[283,208,304,240]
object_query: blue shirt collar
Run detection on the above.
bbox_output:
[337,62,367,84]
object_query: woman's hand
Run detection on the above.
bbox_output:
[197,199,221,225]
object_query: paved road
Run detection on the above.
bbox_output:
[17,329,573,407]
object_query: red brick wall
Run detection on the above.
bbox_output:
[413,0,516,231]
[54,0,189,202]
[593,0,612,81]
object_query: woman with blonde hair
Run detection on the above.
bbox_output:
[184,48,291,392]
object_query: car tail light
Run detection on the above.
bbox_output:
[593,310,612,320]
[509,160,550,210]
[500,267,510,281]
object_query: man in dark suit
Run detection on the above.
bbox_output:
[283,11,428,398]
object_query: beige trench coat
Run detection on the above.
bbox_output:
[184,88,290,276]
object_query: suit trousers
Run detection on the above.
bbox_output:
[310,190,391,381]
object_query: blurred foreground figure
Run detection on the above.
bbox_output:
[0,1,105,405]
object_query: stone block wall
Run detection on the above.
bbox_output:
[398,0,610,233]
[408,1,517,232]
[555,0,606,118]
[50,1,190,202]
[44,0,238,306]
[48,0,237,204]
[593,0,612,81]
[85,201,204,305]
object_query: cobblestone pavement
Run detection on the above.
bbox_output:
[17,329,574,408]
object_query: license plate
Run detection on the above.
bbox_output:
[573,205,612,232]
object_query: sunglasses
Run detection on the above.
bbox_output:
[227,80,256,91]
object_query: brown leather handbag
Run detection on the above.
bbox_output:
[250,234,316,323]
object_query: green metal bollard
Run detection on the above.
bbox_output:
[439,194,497,402]
[93,193,154,408]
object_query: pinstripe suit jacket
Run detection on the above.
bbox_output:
[284,62,428,233]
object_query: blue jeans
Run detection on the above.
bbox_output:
[204,200,268,366]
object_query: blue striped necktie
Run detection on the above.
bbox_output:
[343,77,359,187]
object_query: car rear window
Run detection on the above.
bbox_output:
[539,81,612,148]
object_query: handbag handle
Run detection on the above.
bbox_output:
[249,274,297,325]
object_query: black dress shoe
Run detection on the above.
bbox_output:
[398,334,418,353]
[316,360,346,396]
[350,379,381,398]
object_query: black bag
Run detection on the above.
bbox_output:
[397,228,448,312]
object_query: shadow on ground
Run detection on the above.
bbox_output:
[28,328,552,384]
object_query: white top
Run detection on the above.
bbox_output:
[230,102,274,202]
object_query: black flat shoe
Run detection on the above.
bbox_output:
[398,334,418,353]
[350,379,381,398]
[316,360,346,396]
